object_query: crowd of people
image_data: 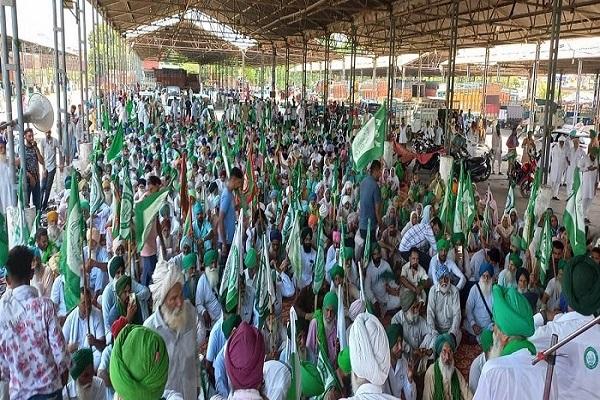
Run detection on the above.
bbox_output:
[0,90,599,400]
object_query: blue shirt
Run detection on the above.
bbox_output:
[219,188,236,244]
[206,317,226,363]
[214,345,229,398]
[359,175,381,231]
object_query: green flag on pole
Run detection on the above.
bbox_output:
[312,218,326,295]
[134,188,170,252]
[362,219,372,269]
[119,169,134,240]
[286,211,303,279]
[0,212,8,267]
[537,213,553,284]
[439,164,455,231]
[89,166,104,215]
[28,211,40,246]
[219,211,245,312]
[59,171,84,312]
[523,169,542,245]
[453,162,466,236]
[255,235,275,327]
[351,105,387,171]
[504,182,515,215]
[314,310,341,398]
[106,123,124,162]
[563,168,587,256]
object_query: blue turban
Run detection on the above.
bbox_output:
[436,264,450,282]
[269,229,282,242]
[193,201,203,215]
[180,236,193,250]
[479,262,494,278]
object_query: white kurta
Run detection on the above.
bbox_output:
[549,144,567,193]
[143,302,199,400]
[579,155,598,200]
[63,376,106,400]
[0,160,14,214]
[62,306,105,370]
[341,383,399,400]
[427,285,462,345]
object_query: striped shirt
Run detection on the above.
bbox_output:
[398,223,438,253]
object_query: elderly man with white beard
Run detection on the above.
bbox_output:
[63,348,106,400]
[383,324,417,400]
[423,334,472,400]
[464,263,494,341]
[195,249,223,329]
[427,264,462,347]
[391,291,434,361]
[342,313,397,400]
[144,260,199,400]
[306,292,339,365]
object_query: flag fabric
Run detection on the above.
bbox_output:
[110,176,121,238]
[523,169,542,245]
[504,183,515,215]
[453,163,476,238]
[179,154,190,221]
[464,170,476,238]
[134,188,170,252]
[28,211,40,246]
[59,172,84,312]
[286,211,303,279]
[336,284,347,350]
[482,185,493,241]
[312,218,326,295]
[439,163,455,230]
[537,213,553,284]
[219,211,245,312]
[351,105,387,171]
[219,128,231,178]
[362,219,372,269]
[13,171,30,246]
[106,123,124,162]
[0,212,8,267]
[563,168,586,256]
[125,100,134,121]
[314,310,342,397]
[119,170,134,240]
[453,162,466,236]
[102,111,111,133]
[255,235,276,327]
[289,307,302,400]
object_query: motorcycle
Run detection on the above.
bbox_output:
[450,135,492,182]
[509,152,540,197]
[411,134,444,173]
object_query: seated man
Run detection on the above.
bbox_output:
[429,239,466,291]
[391,291,434,366]
[423,334,472,400]
[399,247,430,304]
[427,265,462,347]
[63,348,106,400]
[464,263,494,340]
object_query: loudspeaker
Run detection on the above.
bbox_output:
[24,93,54,132]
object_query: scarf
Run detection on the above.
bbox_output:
[501,338,536,357]
[433,360,461,400]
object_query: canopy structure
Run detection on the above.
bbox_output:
[91,0,600,64]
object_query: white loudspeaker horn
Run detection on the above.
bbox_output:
[24,93,54,132]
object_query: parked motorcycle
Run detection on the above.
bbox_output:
[450,135,492,182]
[509,152,540,197]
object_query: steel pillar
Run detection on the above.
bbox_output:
[92,7,101,129]
[285,43,290,105]
[481,46,490,119]
[386,10,396,132]
[444,0,459,145]
[0,3,16,202]
[52,0,66,165]
[302,37,307,101]
[573,59,583,126]
[349,29,357,107]
[528,42,541,132]
[401,66,406,101]
[541,0,563,185]
[271,45,276,99]
[593,72,600,133]
[260,48,265,99]
[76,0,89,141]
[323,33,330,105]
[372,56,377,98]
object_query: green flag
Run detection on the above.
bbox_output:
[28,211,40,246]
[119,170,134,240]
[312,218,326,295]
[523,169,542,245]
[13,171,30,246]
[314,310,341,397]
[106,123,124,162]
[255,235,275,327]
[453,162,466,236]
[439,164,455,232]
[537,213,553,284]
[482,185,493,242]
[0,212,8,267]
[89,165,104,215]
[219,211,245,312]
[504,183,515,215]
[286,211,303,279]
[362,219,372,268]
[134,188,170,252]
[563,168,586,256]
[102,111,111,133]
[59,171,84,312]
[289,307,302,400]
[464,170,476,238]
[351,105,387,171]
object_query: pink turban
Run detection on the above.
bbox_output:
[349,299,366,321]
[225,321,265,390]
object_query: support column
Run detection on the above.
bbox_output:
[323,33,330,105]
[481,46,490,119]
[76,0,88,141]
[444,0,459,146]
[349,28,357,107]
[285,42,290,105]
[592,72,600,133]
[271,45,276,99]
[573,59,583,126]
[92,6,101,128]
[528,42,541,132]
[386,9,396,131]
[302,37,307,101]
[540,0,562,184]
[372,56,377,99]
[401,66,406,101]
[260,48,265,99]
[0,3,16,200]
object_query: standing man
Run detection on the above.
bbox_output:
[20,127,44,210]
[491,121,502,174]
[40,129,63,210]
[565,137,585,196]
[218,167,244,264]
[141,175,163,286]
[579,147,598,224]
[0,246,70,399]
[549,137,568,200]
[0,137,15,214]
[359,160,382,242]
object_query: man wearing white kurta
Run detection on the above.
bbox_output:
[578,150,598,221]
[365,245,400,313]
[464,263,494,339]
[565,137,585,195]
[427,265,462,346]
[549,137,568,199]
[144,260,199,400]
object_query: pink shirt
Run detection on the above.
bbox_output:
[141,216,158,257]
[306,318,338,367]
[0,285,70,399]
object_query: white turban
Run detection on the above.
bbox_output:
[112,238,124,254]
[344,181,353,192]
[341,195,351,206]
[348,299,365,321]
[149,260,184,311]
[263,360,291,400]
[348,313,390,386]
[319,203,329,218]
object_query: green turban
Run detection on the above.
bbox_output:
[590,129,597,138]
[80,199,90,211]
[480,329,493,353]
[115,275,131,297]
[423,191,434,207]
[436,238,450,251]
[343,247,354,260]
[492,285,534,337]
[337,348,351,374]
[203,249,218,265]
[434,333,456,356]
[301,361,324,397]
[70,348,93,380]
[510,235,526,251]
[557,259,567,271]
[562,255,600,316]
[109,256,125,279]
[399,290,416,311]
[110,325,169,400]
[509,254,523,268]
[370,243,381,254]
[451,232,465,245]
[182,253,197,271]
[222,315,242,339]
[386,324,403,349]
[244,248,258,269]
[329,265,344,281]
[322,291,338,311]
